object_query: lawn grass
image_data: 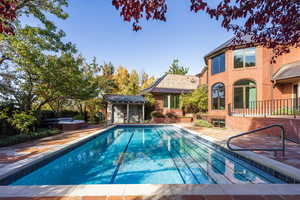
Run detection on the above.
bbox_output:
[0,128,61,147]
[193,119,214,128]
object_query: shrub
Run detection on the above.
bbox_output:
[58,110,80,118]
[272,107,300,115]
[165,112,178,119]
[38,110,56,120]
[0,110,37,134]
[151,111,165,118]
[10,112,37,134]
[73,114,85,120]
[0,128,61,147]
[193,120,213,128]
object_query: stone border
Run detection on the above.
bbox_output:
[174,124,300,183]
[0,184,300,197]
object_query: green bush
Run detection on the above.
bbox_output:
[0,129,61,147]
[151,111,165,118]
[272,107,300,115]
[0,110,37,134]
[73,114,85,120]
[58,110,80,118]
[38,110,56,120]
[10,112,37,134]
[193,119,213,128]
[165,112,178,119]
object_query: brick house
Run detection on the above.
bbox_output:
[141,74,199,116]
[200,36,300,142]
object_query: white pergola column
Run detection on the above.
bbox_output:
[168,95,171,109]
[142,103,145,123]
[127,104,129,123]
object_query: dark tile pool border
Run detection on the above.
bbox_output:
[176,126,300,184]
[0,124,299,185]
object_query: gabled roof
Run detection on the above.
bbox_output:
[104,94,145,104]
[204,35,254,64]
[141,74,199,94]
[272,60,300,81]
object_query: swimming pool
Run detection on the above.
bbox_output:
[7,125,288,185]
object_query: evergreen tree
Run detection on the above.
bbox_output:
[167,59,189,75]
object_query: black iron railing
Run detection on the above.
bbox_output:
[228,98,300,118]
[227,124,285,157]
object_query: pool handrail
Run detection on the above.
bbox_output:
[226,124,286,157]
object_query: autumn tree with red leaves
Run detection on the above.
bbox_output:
[0,0,17,35]
[1,0,299,58]
[112,0,300,59]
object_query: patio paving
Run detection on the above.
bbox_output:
[0,125,104,168]
[180,123,300,170]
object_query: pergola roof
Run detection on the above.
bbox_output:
[272,60,300,82]
[104,94,146,104]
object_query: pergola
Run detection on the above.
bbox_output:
[104,95,146,124]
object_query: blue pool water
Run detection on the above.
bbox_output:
[10,125,285,185]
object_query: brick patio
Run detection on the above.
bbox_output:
[181,124,300,170]
[0,125,103,167]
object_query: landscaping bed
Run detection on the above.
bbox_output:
[0,129,61,147]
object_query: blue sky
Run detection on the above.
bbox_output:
[47,0,233,77]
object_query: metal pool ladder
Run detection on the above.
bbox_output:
[227,124,286,157]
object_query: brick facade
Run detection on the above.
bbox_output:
[200,43,300,141]
[202,46,300,120]
[153,93,183,116]
[226,116,300,143]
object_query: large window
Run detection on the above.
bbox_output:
[211,53,225,75]
[163,95,168,108]
[163,95,180,109]
[234,48,256,69]
[212,83,225,110]
[170,95,180,109]
[234,80,256,109]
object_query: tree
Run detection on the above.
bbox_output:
[113,66,130,94]
[180,86,208,114]
[140,72,155,89]
[0,0,17,35]
[112,0,299,60]
[0,0,73,52]
[167,59,189,75]
[128,70,140,95]
[98,62,117,94]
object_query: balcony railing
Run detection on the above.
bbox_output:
[228,98,300,118]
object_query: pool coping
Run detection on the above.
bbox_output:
[173,124,300,183]
[0,125,118,184]
[0,123,300,198]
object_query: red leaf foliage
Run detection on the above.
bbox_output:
[112,0,300,59]
[0,0,17,35]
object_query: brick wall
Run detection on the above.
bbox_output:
[152,93,184,116]
[204,46,300,122]
[226,116,300,143]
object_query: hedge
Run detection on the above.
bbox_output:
[0,128,61,147]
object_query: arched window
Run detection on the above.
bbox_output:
[234,80,256,109]
[212,83,225,110]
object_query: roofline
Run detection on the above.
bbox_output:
[140,74,167,94]
[204,39,256,65]
[272,60,300,81]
